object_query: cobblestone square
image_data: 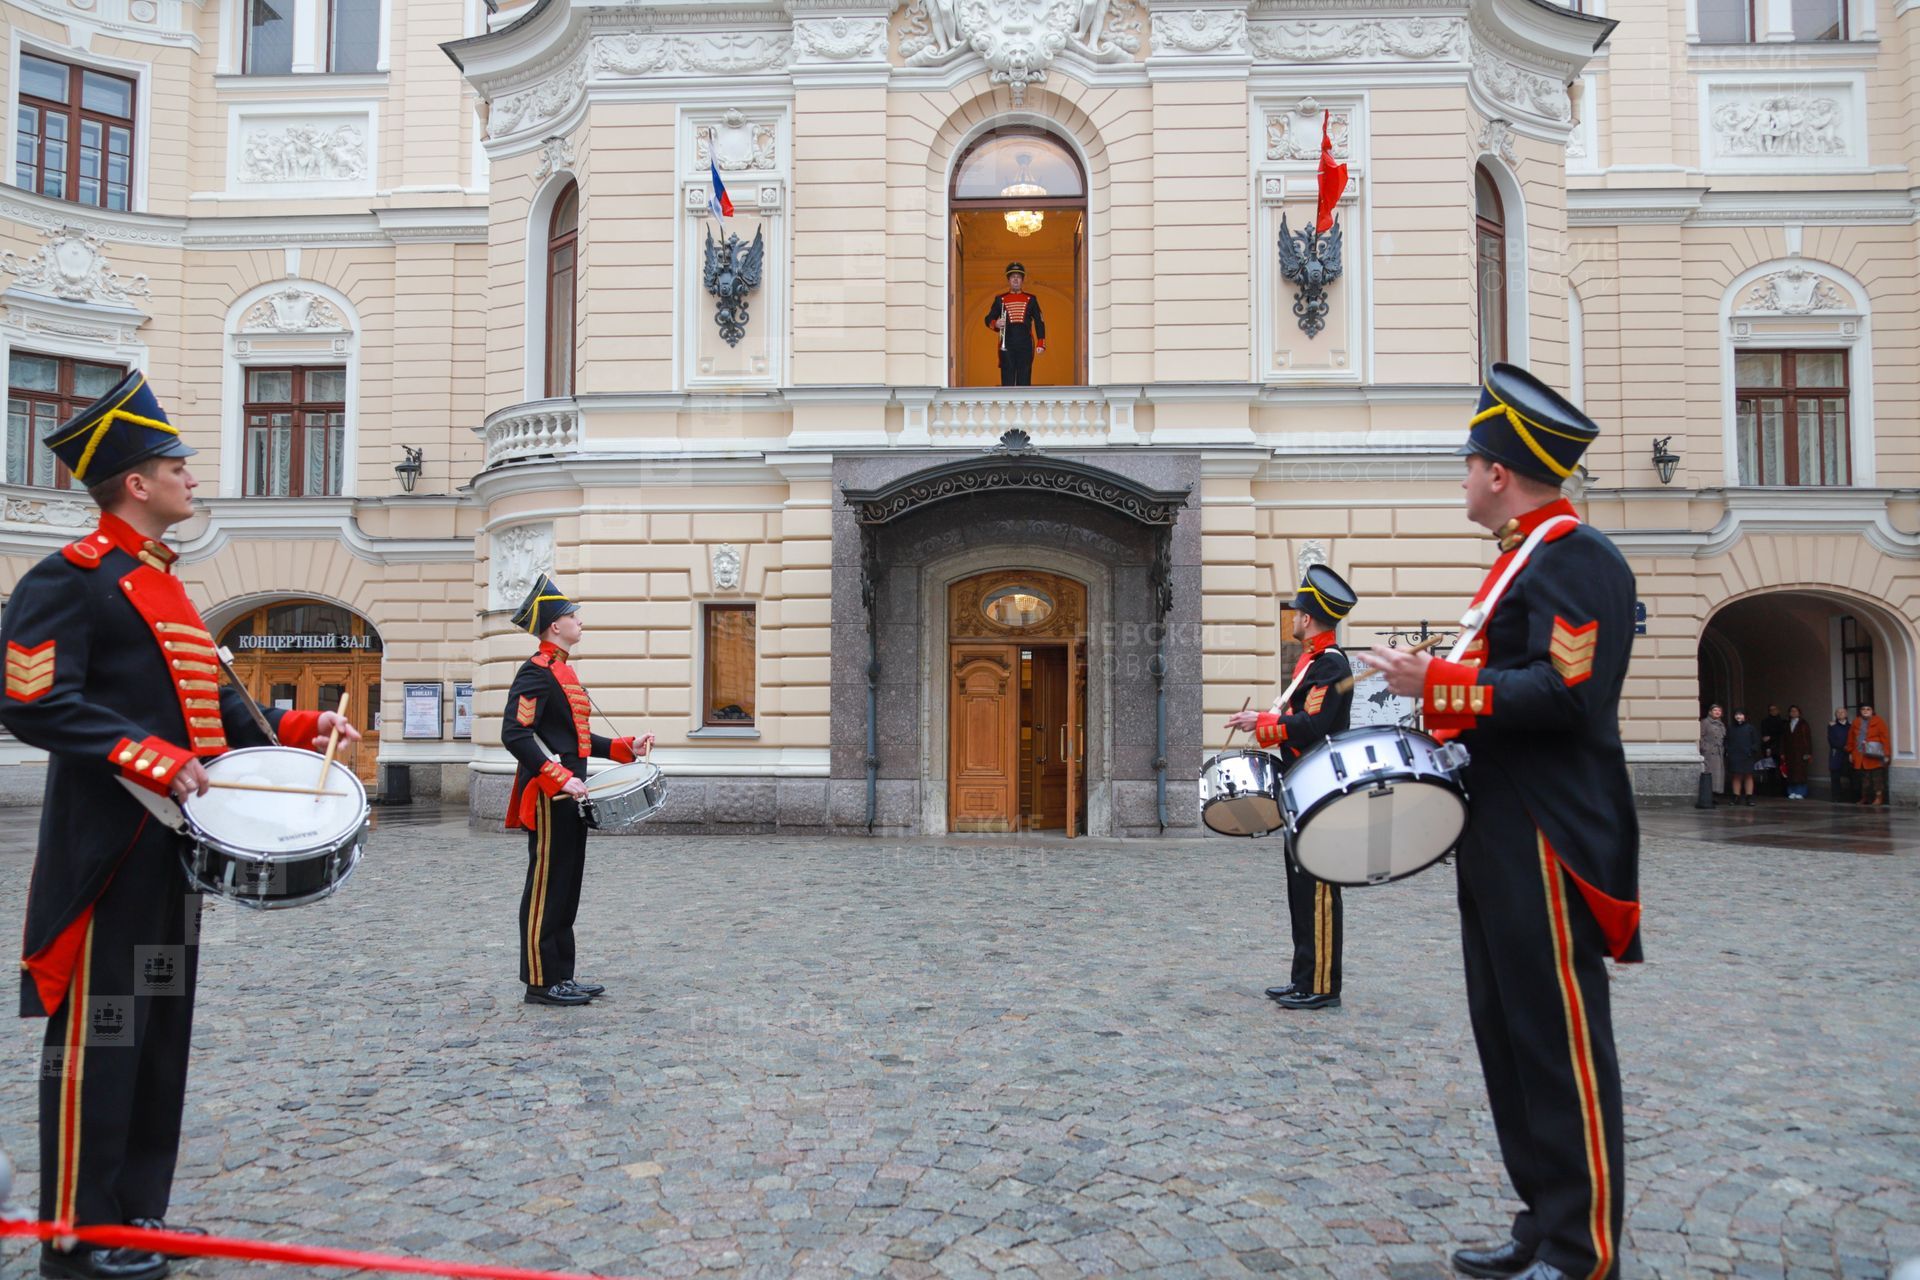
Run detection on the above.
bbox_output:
[0,804,1913,1279]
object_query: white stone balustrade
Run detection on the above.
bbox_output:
[903,388,1136,446]
[482,401,581,468]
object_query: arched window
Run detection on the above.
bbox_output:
[1474,164,1506,377]
[948,128,1088,388]
[544,183,578,399]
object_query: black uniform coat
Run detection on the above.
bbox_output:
[500,641,633,829]
[1252,630,1353,761]
[1422,499,1643,962]
[0,514,319,1017]
[984,292,1045,356]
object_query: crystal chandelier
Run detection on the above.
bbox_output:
[1001,153,1046,238]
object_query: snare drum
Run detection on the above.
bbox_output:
[179,747,369,909]
[583,759,668,830]
[1281,726,1468,886]
[1199,748,1287,837]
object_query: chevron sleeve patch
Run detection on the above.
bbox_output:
[1549,616,1600,687]
[515,695,538,726]
[5,640,56,702]
[1304,685,1327,715]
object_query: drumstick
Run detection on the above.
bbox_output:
[314,690,349,800]
[208,780,350,797]
[1334,634,1446,695]
[1222,697,1252,748]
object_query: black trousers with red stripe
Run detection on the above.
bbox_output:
[1284,856,1342,996]
[1456,823,1625,1280]
[519,791,589,987]
[38,825,199,1230]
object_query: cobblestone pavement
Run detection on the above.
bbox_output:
[0,801,1914,1280]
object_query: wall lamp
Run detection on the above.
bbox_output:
[395,446,424,494]
[1651,436,1680,486]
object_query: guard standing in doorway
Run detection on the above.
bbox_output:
[1226,564,1358,1011]
[985,262,1046,386]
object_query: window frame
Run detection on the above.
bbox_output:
[5,351,127,491]
[700,602,757,729]
[241,365,348,498]
[543,183,579,400]
[1696,0,1757,41]
[13,53,138,211]
[1840,615,1874,713]
[1474,165,1508,378]
[242,0,298,75]
[326,0,383,73]
[1733,348,1851,487]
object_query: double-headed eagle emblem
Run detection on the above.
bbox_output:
[702,227,765,348]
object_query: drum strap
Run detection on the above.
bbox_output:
[1444,515,1579,664]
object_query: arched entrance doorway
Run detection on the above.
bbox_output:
[1699,590,1911,794]
[948,569,1088,834]
[216,599,384,791]
[950,127,1086,387]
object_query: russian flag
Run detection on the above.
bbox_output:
[708,159,734,221]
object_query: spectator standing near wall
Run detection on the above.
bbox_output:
[1829,708,1856,803]
[1851,704,1891,807]
[1783,706,1813,800]
[1725,709,1761,808]
[1699,704,1727,802]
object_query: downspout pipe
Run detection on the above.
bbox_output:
[1152,646,1168,834]
[864,626,879,834]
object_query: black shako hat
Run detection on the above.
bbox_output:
[510,573,580,637]
[1292,563,1358,627]
[1457,362,1599,485]
[43,369,195,486]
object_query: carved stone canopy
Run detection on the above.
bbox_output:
[843,453,1191,527]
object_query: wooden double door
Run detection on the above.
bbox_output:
[949,641,1087,835]
[231,660,382,791]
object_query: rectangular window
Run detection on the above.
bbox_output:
[702,604,756,727]
[1840,616,1874,712]
[1735,350,1849,486]
[14,53,135,210]
[1790,0,1845,39]
[329,0,381,73]
[245,0,296,75]
[1698,0,1754,40]
[243,366,347,497]
[5,353,124,489]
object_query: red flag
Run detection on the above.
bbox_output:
[1315,111,1348,233]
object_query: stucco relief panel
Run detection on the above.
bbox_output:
[1700,78,1865,173]
[1255,96,1365,384]
[229,107,378,196]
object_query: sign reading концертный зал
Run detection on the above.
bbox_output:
[229,634,380,652]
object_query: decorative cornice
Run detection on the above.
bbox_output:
[1567,188,1917,226]
[1151,9,1252,57]
[0,187,187,248]
[845,453,1191,527]
[792,14,889,59]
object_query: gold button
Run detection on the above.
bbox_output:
[96,536,109,545]
[118,748,135,763]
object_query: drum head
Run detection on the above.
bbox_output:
[1291,779,1465,886]
[1203,794,1283,838]
[187,747,368,858]
[587,760,662,795]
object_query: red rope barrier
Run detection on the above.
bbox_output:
[0,1218,642,1280]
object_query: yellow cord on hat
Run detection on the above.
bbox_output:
[1297,582,1352,619]
[1469,400,1574,480]
[524,594,569,634]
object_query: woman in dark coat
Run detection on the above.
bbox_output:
[1783,705,1814,799]
[1829,708,1856,803]
[1725,709,1762,806]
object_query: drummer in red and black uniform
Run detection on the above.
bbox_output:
[501,576,652,1007]
[0,371,355,1280]
[985,262,1046,387]
[1226,564,1357,1011]
[1363,363,1641,1280]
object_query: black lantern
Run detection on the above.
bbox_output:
[1651,436,1680,485]
[394,446,424,493]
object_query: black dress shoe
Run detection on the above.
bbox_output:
[126,1221,205,1261]
[1272,990,1340,1010]
[1264,983,1297,1000]
[561,979,605,996]
[524,983,592,1006]
[1450,1238,1536,1278]
[40,1246,169,1280]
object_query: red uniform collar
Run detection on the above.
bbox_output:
[537,640,570,662]
[94,512,177,572]
[1303,630,1338,657]
[1494,498,1579,553]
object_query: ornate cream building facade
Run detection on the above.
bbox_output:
[1,0,1915,830]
